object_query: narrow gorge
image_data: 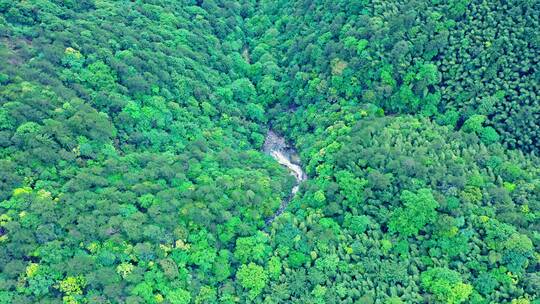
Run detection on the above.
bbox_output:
[263,131,306,225]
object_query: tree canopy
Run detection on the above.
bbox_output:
[0,0,538,303]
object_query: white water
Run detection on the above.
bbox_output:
[263,131,306,225]
[270,150,306,189]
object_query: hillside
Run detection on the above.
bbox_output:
[0,1,539,303]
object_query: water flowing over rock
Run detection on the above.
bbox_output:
[263,130,306,225]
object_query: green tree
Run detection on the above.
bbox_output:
[461,115,486,134]
[480,126,499,145]
[389,188,439,237]
[421,267,472,303]
[234,232,270,264]
[167,288,191,304]
[267,256,282,279]
[236,263,268,300]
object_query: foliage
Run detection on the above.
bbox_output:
[236,263,268,299]
[0,0,538,303]
[389,188,439,237]
[421,267,472,304]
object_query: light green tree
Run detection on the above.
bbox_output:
[389,188,439,237]
[236,263,268,300]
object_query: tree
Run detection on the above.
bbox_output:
[167,288,191,304]
[480,126,499,145]
[416,63,440,86]
[483,218,534,273]
[344,214,370,234]
[287,251,309,269]
[195,286,217,304]
[267,256,282,279]
[421,267,472,304]
[80,61,117,91]
[236,263,268,300]
[230,78,256,103]
[234,232,270,264]
[246,103,266,122]
[131,282,154,303]
[501,233,534,274]
[461,115,486,134]
[388,188,439,237]
[335,170,367,207]
[58,276,87,304]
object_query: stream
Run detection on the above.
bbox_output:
[263,130,307,226]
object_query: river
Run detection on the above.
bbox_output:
[263,130,307,226]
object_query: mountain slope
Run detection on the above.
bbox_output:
[0,1,539,303]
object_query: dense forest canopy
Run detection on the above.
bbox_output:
[0,0,539,303]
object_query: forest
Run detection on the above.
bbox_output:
[0,0,539,303]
